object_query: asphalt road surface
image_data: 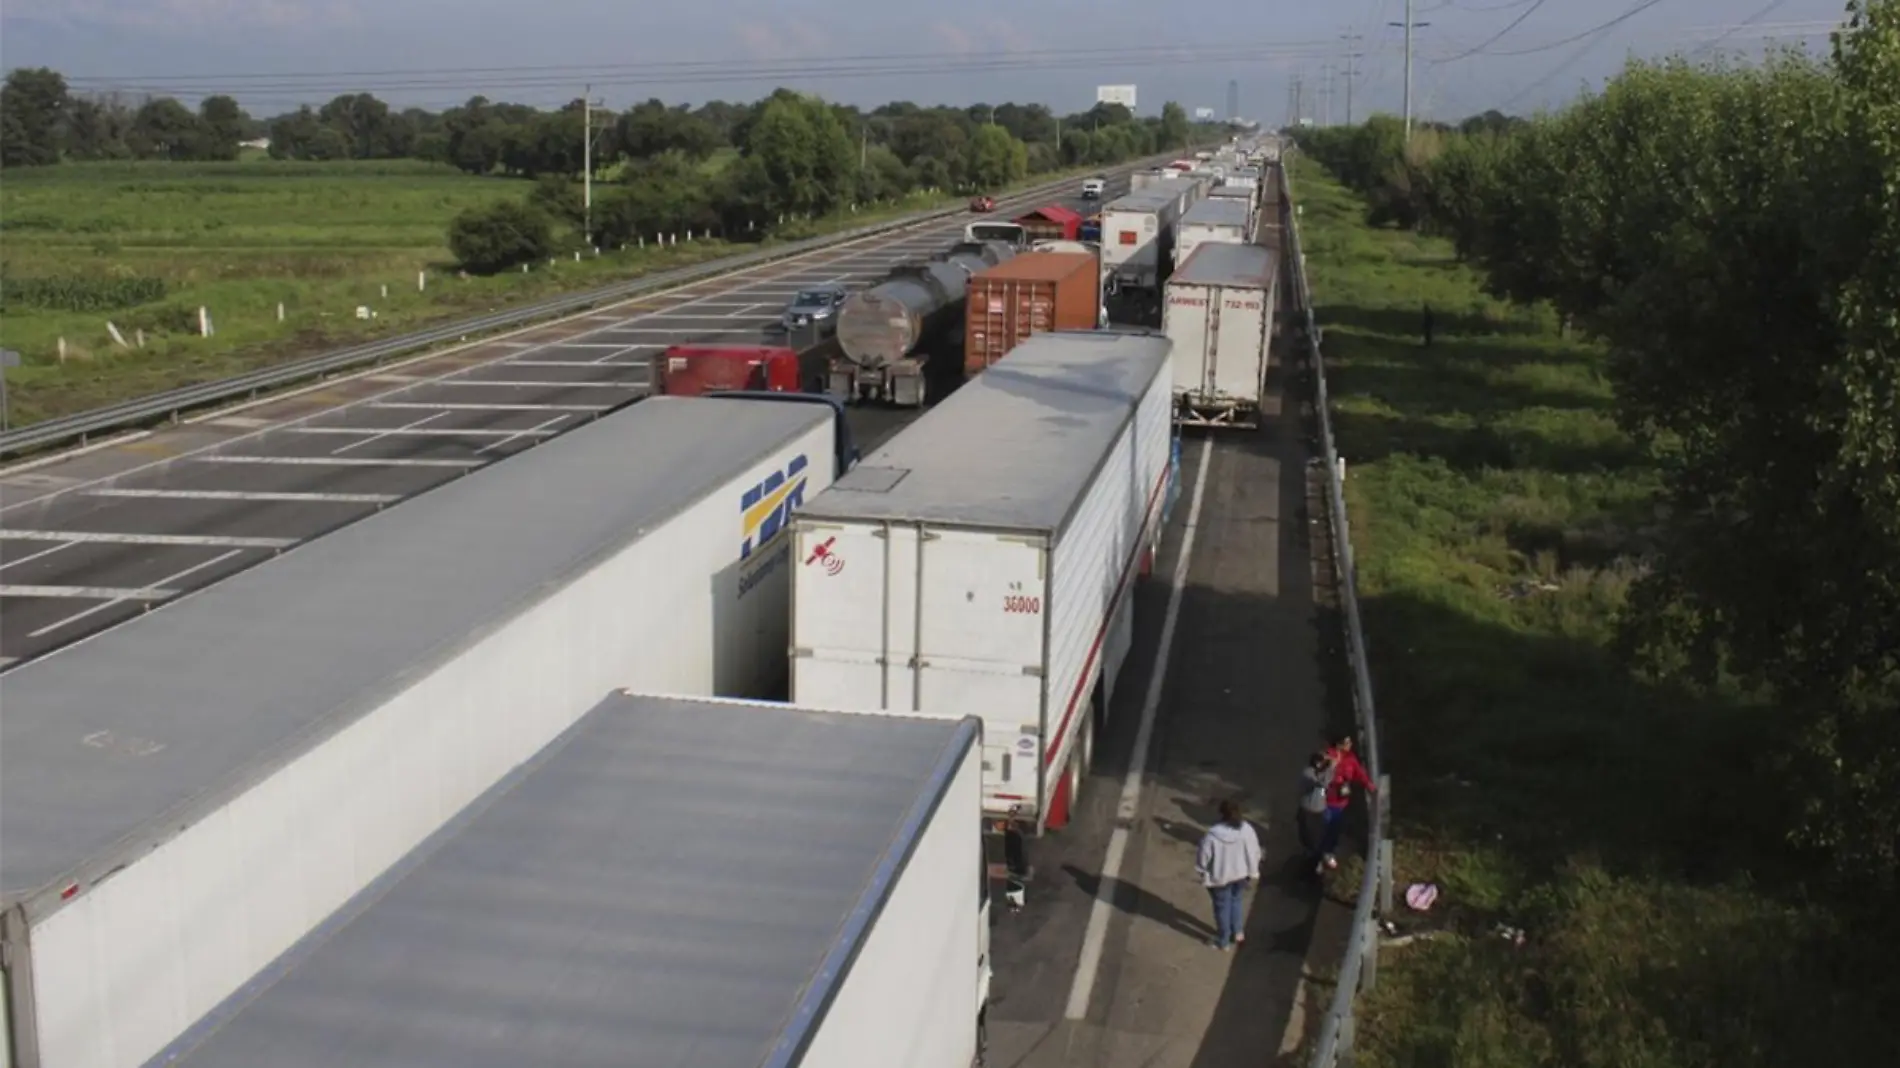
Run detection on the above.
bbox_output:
[0,175,1128,667]
[981,354,1341,1067]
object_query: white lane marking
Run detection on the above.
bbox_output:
[295,426,562,439]
[512,342,632,349]
[1,181,1094,496]
[0,656,16,669]
[0,541,78,573]
[0,529,296,548]
[6,583,182,600]
[195,455,483,468]
[330,410,450,455]
[1064,434,1215,1022]
[434,379,638,389]
[495,361,646,369]
[367,402,601,412]
[25,549,245,637]
[84,488,401,504]
[478,414,571,455]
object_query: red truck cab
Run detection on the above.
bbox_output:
[656,345,804,396]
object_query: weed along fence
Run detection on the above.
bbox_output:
[1282,152,1396,1068]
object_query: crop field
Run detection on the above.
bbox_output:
[0,156,943,427]
[1292,157,1894,1068]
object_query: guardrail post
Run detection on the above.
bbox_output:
[1376,777,1394,914]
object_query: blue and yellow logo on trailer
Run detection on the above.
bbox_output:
[740,453,808,560]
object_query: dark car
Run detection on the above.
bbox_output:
[777,284,849,338]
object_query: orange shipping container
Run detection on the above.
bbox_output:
[963,252,1100,377]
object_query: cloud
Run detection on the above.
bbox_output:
[3,0,364,31]
[930,22,976,55]
[731,19,825,61]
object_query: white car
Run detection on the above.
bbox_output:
[1081,178,1106,199]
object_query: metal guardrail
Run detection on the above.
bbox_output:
[0,166,1134,460]
[1283,152,1396,1068]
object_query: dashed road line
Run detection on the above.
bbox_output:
[0,529,298,549]
[26,549,246,638]
[194,455,485,468]
[83,488,403,504]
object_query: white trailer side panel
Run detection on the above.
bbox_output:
[1038,359,1173,811]
[1174,222,1248,272]
[0,399,835,1068]
[802,727,984,1068]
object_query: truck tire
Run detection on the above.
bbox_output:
[1079,713,1096,776]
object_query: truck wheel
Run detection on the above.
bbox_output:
[1080,715,1096,776]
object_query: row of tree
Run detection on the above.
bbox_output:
[1,66,1204,178]
[447,90,1207,272]
[1297,0,1900,894]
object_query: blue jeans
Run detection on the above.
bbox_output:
[1319,805,1346,858]
[1208,880,1246,947]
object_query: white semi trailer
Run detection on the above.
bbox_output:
[789,329,1174,894]
[1165,242,1281,429]
[141,692,991,1068]
[0,394,854,1068]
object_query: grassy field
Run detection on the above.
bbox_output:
[1292,156,1895,1067]
[0,154,1056,427]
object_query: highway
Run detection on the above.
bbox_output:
[0,175,1126,667]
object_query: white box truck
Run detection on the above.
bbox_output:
[1099,189,1186,294]
[789,330,1174,877]
[1165,242,1281,429]
[141,692,992,1068]
[1173,197,1253,271]
[0,394,855,1068]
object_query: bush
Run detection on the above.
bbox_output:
[0,272,168,311]
[446,199,555,273]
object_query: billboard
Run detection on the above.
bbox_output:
[1096,84,1138,108]
[1194,107,1215,120]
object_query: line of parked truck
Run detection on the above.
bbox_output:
[0,138,1284,1068]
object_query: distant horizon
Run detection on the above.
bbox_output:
[1,0,1849,122]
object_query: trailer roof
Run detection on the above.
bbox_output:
[1210,184,1253,198]
[973,249,1096,282]
[155,692,980,1068]
[799,329,1170,535]
[1103,189,1182,214]
[0,397,832,912]
[1171,241,1280,289]
[1182,198,1252,228]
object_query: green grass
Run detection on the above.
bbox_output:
[0,157,1081,427]
[1292,156,1896,1067]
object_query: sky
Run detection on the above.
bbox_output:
[0,0,1854,122]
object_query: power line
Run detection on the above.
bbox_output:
[1484,0,1674,57]
[55,39,1362,90]
[1434,0,1553,62]
[1687,0,1802,59]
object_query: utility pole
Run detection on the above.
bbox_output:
[1389,6,1431,139]
[1321,62,1334,127]
[582,85,607,246]
[860,125,868,170]
[1341,33,1364,125]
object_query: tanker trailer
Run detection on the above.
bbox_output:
[830,240,1018,407]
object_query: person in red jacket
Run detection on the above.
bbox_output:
[1317,731,1375,873]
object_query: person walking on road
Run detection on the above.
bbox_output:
[1297,751,1336,871]
[1318,733,1376,875]
[1195,799,1262,951]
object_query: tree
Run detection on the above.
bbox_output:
[1158,102,1191,152]
[968,124,1027,190]
[197,95,249,160]
[447,199,555,273]
[0,67,70,167]
[128,98,204,161]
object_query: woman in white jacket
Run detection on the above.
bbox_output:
[1195,798,1263,950]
